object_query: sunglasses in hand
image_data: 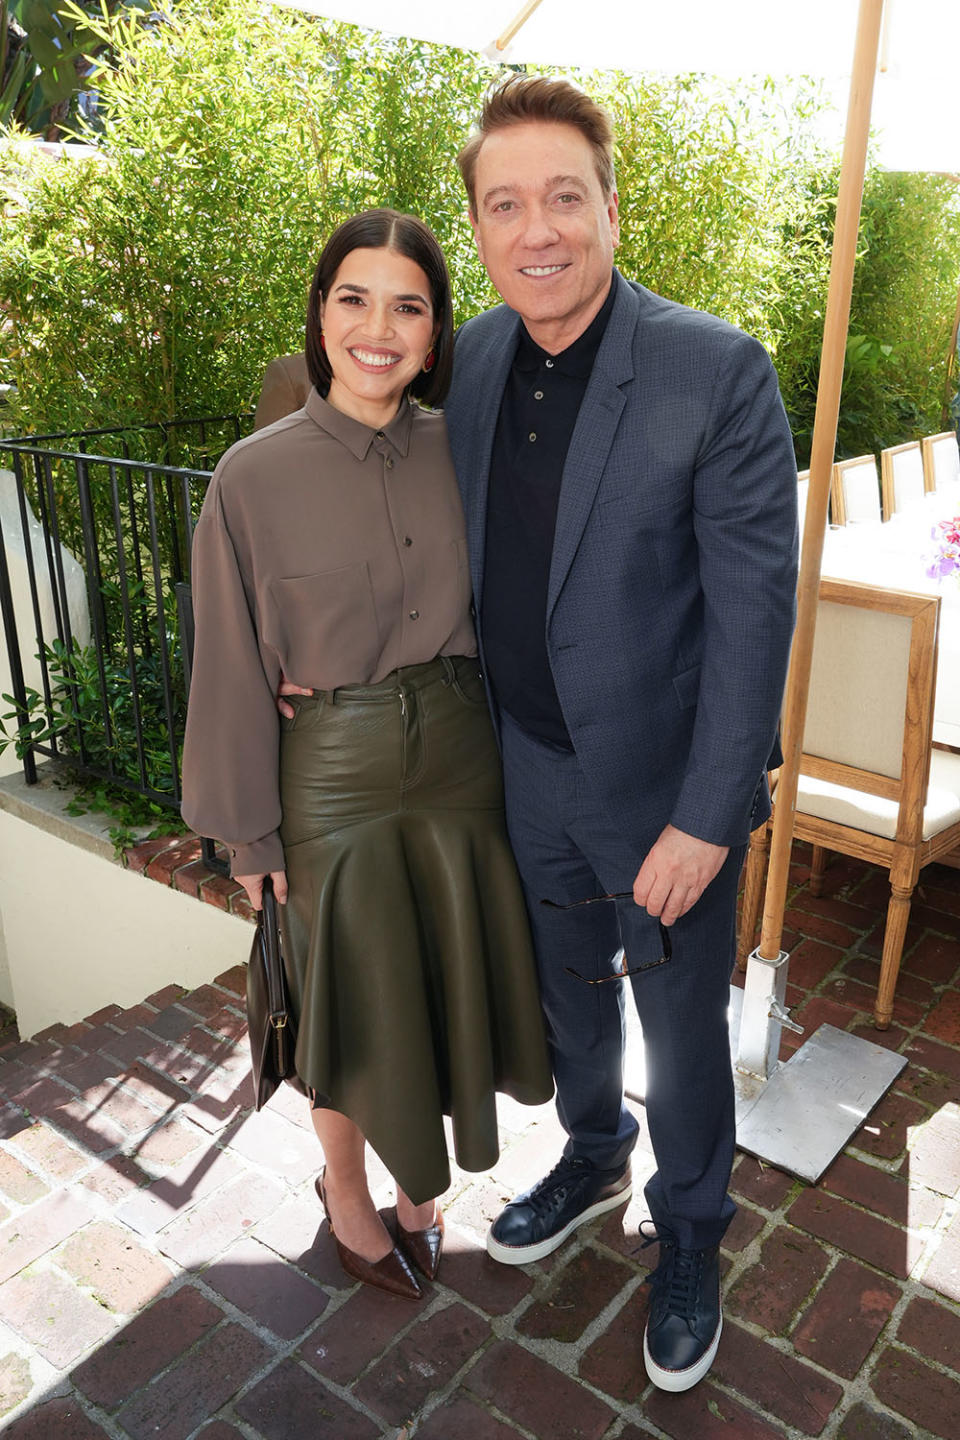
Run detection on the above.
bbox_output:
[540,892,672,982]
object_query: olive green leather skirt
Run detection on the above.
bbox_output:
[278,654,553,1203]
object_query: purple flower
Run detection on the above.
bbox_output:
[925,515,960,587]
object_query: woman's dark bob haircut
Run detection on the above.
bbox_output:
[305,208,454,410]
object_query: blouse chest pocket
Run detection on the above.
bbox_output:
[263,562,380,687]
[423,537,472,627]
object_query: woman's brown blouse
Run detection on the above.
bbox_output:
[181,389,477,875]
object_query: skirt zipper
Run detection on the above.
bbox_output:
[399,687,408,787]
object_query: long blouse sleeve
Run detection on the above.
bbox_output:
[181,479,284,875]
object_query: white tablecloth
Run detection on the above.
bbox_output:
[820,487,960,747]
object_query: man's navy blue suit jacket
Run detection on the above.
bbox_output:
[443,269,799,865]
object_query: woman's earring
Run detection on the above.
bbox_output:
[320,332,326,353]
[422,349,435,373]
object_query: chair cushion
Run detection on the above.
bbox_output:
[797,748,960,841]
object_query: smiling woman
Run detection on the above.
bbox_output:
[305,209,455,419]
[180,208,552,1301]
[321,249,440,428]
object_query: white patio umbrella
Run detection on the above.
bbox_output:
[274,0,959,1176]
[278,0,956,170]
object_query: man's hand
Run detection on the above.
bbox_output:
[633,824,728,926]
[234,870,288,910]
[277,669,312,720]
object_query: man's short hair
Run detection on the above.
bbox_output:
[458,75,616,215]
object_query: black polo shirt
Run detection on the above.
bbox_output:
[481,279,616,748]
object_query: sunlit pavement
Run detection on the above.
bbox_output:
[1,841,959,1439]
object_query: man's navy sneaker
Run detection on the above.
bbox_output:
[486,1156,632,1264]
[643,1234,722,1391]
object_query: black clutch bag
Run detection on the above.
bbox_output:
[246,876,306,1109]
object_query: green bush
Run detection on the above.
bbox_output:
[0,1,956,453]
[0,1,495,432]
[0,610,189,850]
[0,0,845,448]
[0,0,119,137]
[839,171,960,457]
[778,163,960,461]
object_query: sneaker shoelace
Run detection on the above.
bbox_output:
[530,1158,593,1215]
[642,1234,702,1321]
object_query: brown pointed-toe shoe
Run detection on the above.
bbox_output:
[316,1173,421,1300]
[398,1207,445,1281]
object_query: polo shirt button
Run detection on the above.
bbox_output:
[376,430,385,438]
[409,609,420,620]
[386,457,394,469]
[403,536,413,546]
[529,432,537,442]
[534,390,544,400]
[545,359,554,368]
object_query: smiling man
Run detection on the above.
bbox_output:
[443,76,798,1392]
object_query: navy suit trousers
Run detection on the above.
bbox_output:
[501,714,744,1250]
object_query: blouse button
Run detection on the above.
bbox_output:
[529,432,537,443]
[409,609,420,620]
[376,430,385,439]
[385,457,394,469]
[403,536,413,546]
[545,359,554,368]
[534,390,544,400]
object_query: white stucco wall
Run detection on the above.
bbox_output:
[0,467,91,714]
[0,771,249,1038]
[0,904,12,1013]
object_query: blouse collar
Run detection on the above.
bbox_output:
[304,388,414,460]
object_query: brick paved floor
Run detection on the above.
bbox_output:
[1,843,959,1439]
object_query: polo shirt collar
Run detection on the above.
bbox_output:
[514,273,617,377]
[304,388,414,460]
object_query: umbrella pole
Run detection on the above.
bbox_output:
[495,1,545,53]
[758,0,884,968]
[728,0,908,1180]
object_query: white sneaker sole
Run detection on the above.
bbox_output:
[643,1314,722,1392]
[485,1177,633,1265]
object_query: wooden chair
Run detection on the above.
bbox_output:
[737,578,960,1029]
[830,455,881,526]
[921,431,960,493]
[880,441,925,520]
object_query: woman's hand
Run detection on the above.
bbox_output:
[234,870,288,909]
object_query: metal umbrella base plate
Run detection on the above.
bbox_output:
[728,985,906,1182]
[624,966,906,1185]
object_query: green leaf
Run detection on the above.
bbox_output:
[38,65,78,104]
[27,33,61,69]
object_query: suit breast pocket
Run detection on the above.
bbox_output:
[596,490,690,532]
[263,562,380,686]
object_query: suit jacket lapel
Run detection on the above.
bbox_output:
[547,272,639,620]
[460,312,520,605]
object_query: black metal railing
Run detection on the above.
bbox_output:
[0,418,248,835]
